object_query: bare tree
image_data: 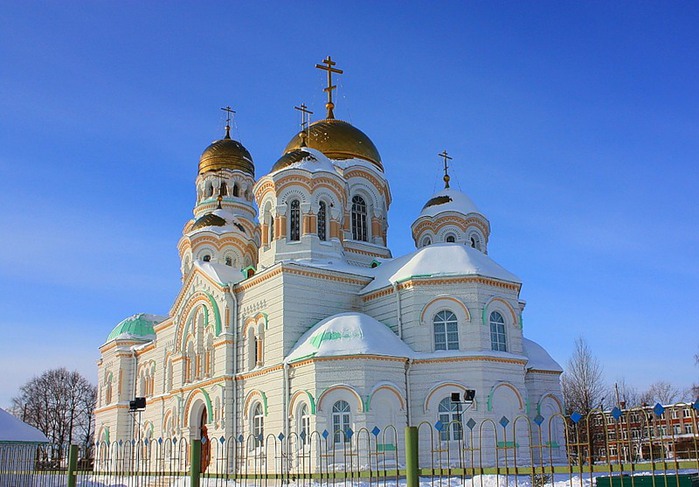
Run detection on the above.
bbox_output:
[11,368,96,450]
[640,380,682,405]
[561,337,606,415]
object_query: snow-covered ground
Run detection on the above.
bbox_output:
[34,471,694,487]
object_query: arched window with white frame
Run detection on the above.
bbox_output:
[351,195,368,241]
[332,400,351,444]
[438,396,463,441]
[317,201,327,241]
[289,199,301,241]
[433,310,459,351]
[251,402,264,449]
[297,403,310,447]
[490,311,507,351]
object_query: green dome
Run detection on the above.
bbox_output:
[106,313,166,342]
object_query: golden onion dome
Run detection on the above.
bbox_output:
[271,148,309,172]
[284,119,382,171]
[198,128,254,176]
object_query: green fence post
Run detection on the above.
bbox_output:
[405,426,419,487]
[66,444,79,487]
[190,439,201,487]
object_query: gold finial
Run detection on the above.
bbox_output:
[315,56,343,119]
[438,150,453,188]
[220,105,236,139]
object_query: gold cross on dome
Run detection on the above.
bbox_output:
[294,103,313,130]
[315,56,343,119]
[220,106,236,138]
[438,150,453,188]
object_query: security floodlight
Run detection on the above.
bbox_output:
[129,397,146,412]
[451,390,476,404]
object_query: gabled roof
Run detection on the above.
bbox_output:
[0,408,48,443]
[362,243,520,294]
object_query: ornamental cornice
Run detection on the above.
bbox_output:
[343,241,391,257]
[412,355,526,366]
[290,354,407,368]
[362,275,520,302]
[236,265,283,292]
[526,369,563,375]
[235,364,284,380]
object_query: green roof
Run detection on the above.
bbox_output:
[106,313,166,342]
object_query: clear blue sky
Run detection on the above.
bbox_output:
[1,1,697,408]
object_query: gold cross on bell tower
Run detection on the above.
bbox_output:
[220,105,236,138]
[438,150,453,188]
[315,56,343,119]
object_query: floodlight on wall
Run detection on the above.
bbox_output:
[129,397,146,412]
[451,389,476,404]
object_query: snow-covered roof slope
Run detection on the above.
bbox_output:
[285,312,413,363]
[0,408,48,443]
[195,260,246,286]
[523,338,563,373]
[362,243,520,294]
[419,187,481,218]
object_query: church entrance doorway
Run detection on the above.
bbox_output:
[199,408,210,473]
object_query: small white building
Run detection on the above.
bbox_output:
[0,408,49,486]
[95,60,565,471]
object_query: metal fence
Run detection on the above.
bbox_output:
[2,403,698,487]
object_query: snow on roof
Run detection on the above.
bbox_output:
[188,208,248,236]
[362,243,520,294]
[333,157,388,181]
[285,312,414,363]
[106,313,166,342]
[287,148,340,174]
[419,187,482,219]
[0,408,48,443]
[523,338,563,373]
[195,260,246,286]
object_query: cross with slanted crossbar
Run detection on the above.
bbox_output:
[315,56,343,119]
[294,103,313,130]
[220,106,236,137]
[438,150,453,188]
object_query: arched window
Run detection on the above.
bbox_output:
[421,236,431,247]
[206,183,214,197]
[298,403,310,447]
[268,213,274,242]
[332,400,351,444]
[469,233,482,251]
[351,195,368,241]
[225,256,232,266]
[165,360,173,392]
[105,375,113,404]
[232,183,239,197]
[220,182,228,196]
[251,403,264,449]
[490,311,507,351]
[433,310,459,351]
[438,397,462,441]
[289,199,301,241]
[317,201,327,241]
[446,235,456,243]
[203,254,211,262]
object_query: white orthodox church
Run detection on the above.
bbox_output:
[95,58,565,470]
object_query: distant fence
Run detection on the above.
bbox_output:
[2,402,698,486]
